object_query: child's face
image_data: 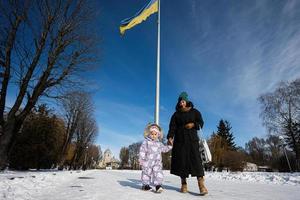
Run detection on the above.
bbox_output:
[150,130,159,140]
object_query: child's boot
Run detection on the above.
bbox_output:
[197,177,208,195]
[155,185,163,193]
[142,184,152,191]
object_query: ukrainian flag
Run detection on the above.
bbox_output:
[120,0,158,35]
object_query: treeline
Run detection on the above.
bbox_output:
[210,78,300,172]
[119,142,141,170]
[120,118,296,172]
[8,91,102,170]
[208,78,299,172]
[245,135,295,172]
[258,78,300,171]
[207,120,296,172]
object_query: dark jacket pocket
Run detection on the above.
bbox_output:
[190,131,199,141]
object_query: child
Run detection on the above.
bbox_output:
[139,123,172,193]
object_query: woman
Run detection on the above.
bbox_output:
[167,92,208,195]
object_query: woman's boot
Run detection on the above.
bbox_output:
[180,178,188,193]
[180,183,187,193]
[197,177,208,195]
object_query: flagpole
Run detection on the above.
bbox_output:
[155,0,161,125]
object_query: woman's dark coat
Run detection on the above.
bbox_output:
[167,104,204,178]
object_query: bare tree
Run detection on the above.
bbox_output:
[82,144,102,169]
[119,146,129,169]
[258,79,300,171]
[245,137,267,166]
[69,99,98,170]
[128,142,142,170]
[0,0,99,169]
[207,132,228,170]
[222,150,245,172]
[89,145,102,168]
[58,91,93,169]
[265,134,282,170]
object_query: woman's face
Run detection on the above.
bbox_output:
[179,100,187,108]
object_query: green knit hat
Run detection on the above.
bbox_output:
[178,92,189,102]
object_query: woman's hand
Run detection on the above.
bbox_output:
[168,138,174,146]
[185,122,194,129]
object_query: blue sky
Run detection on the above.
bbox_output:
[93,0,300,157]
[5,0,300,158]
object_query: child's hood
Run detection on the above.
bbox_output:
[144,123,163,140]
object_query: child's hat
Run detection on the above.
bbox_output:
[144,123,163,140]
[149,126,160,134]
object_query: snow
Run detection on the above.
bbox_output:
[1,170,300,200]
[205,171,300,186]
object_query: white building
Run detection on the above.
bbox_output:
[98,149,120,169]
[244,162,258,172]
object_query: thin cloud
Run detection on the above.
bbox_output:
[97,126,141,148]
[96,125,143,159]
[95,100,154,125]
[94,99,154,156]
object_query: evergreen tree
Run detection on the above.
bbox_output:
[217,120,226,139]
[282,119,300,170]
[9,105,65,170]
[224,121,236,150]
[216,119,236,150]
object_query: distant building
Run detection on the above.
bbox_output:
[243,162,258,172]
[257,165,273,172]
[98,149,120,169]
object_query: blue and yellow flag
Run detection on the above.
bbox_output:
[120,0,158,35]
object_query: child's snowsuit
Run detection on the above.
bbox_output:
[139,137,172,186]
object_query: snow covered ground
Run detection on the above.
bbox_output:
[1,169,300,200]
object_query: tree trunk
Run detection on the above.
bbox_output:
[0,120,16,170]
[58,138,70,170]
[296,160,300,172]
[0,135,11,170]
[295,149,300,172]
[0,117,25,170]
[69,150,78,170]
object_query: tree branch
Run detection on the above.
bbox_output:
[0,15,24,122]
[8,15,54,119]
